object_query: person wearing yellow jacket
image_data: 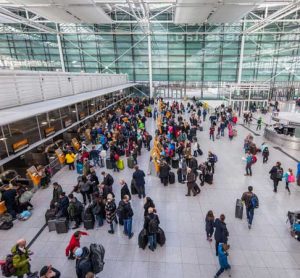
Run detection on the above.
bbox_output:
[65,151,76,170]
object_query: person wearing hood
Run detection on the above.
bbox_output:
[39,265,61,278]
[11,239,38,278]
[214,243,231,277]
[214,214,229,256]
[75,247,93,278]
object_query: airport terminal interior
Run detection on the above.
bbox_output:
[0,1,300,278]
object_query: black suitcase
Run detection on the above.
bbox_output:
[171,158,179,169]
[138,228,148,249]
[131,179,138,195]
[106,158,113,169]
[205,173,213,184]
[157,227,166,246]
[127,157,135,169]
[193,183,201,194]
[55,218,69,234]
[169,172,175,184]
[235,199,243,219]
[48,219,56,232]
[45,209,56,224]
[84,219,95,230]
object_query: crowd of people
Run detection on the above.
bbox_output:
[1,96,300,278]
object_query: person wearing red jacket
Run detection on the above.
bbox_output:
[65,231,88,260]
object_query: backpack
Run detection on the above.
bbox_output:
[1,254,16,277]
[213,154,218,163]
[276,168,283,180]
[262,147,269,155]
[89,243,105,274]
[0,221,13,230]
[251,155,257,164]
[250,194,259,209]
[148,216,159,234]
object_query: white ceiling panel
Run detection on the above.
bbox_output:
[67,6,112,23]
[208,4,256,24]
[13,0,52,4]
[29,7,81,23]
[174,5,213,24]
[0,14,17,23]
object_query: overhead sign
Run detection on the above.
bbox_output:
[64,118,72,128]
[44,127,55,137]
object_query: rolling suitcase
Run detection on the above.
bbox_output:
[205,173,213,185]
[84,219,95,230]
[116,159,124,170]
[171,158,179,169]
[55,218,69,234]
[193,183,201,194]
[127,157,135,169]
[138,228,148,249]
[169,172,175,184]
[45,209,56,224]
[48,219,56,232]
[235,199,243,219]
[106,158,113,169]
[157,227,166,246]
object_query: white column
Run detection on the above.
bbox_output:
[56,24,66,72]
[147,24,153,98]
[237,22,246,84]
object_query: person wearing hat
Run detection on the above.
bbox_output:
[105,193,117,234]
[75,247,93,278]
[39,265,61,278]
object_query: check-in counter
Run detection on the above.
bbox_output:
[264,127,300,150]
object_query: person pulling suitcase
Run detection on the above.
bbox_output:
[241,186,259,229]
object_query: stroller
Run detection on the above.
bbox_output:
[287,211,300,241]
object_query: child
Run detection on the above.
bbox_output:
[214,243,231,277]
[205,210,215,241]
[283,168,295,194]
[65,231,88,260]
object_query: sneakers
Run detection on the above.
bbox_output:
[108,230,114,234]
[129,233,134,239]
[248,223,252,230]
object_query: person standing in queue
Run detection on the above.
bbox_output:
[144,207,160,251]
[132,165,146,199]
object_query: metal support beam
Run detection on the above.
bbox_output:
[147,24,153,98]
[237,21,245,84]
[56,24,65,72]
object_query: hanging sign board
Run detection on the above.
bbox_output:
[64,118,72,128]
[44,127,55,137]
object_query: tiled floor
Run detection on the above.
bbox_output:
[1,102,300,278]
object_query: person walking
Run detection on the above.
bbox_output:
[214,243,231,278]
[11,239,38,278]
[209,125,215,141]
[132,165,146,199]
[256,117,262,130]
[244,151,253,176]
[105,193,117,234]
[205,210,215,241]
[283,168,295,194]
[214,214,229,256]
[65,231,88,260]
[262,145,269,163]
[144,207,160,251]
[241,186,259,229]
[269,161,283,192]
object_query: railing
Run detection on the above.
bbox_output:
[0,70,128,109]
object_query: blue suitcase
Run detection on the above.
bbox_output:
[76,162,83,174]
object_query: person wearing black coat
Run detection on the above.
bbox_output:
[214,214,229,256]
[120,179,131,200]
[1,185,17,218]
[189,157,198,176]
[159,161,170,186]
[56,192,69,218]
[101,172,114,187]
[118,195,134,239]
[144,197,155,217]
[144,207,160,251]
[132,165,146,199]
[269,161,283,193]
[75,247,93,278]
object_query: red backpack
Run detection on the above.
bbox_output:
[114,154,120,161]
[1,254,16,277]
[252,155,257,164]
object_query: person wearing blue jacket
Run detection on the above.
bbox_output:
[214,243,231,278]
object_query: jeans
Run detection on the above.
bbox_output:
[95,215,104,227]
[81,191,91,205]
[285,181,291,193]
[246,207,254,225]
[246,163,252,175]
[148,233,157,250]
[215,265,231,277]
[221,129,225,136]
[112,160,119,172]
[273,179,279,192]
[124,218,133,237]
[210,134,215,141]
[136,184,146,199]
[68,162,75,170]
[92,158,100,167]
